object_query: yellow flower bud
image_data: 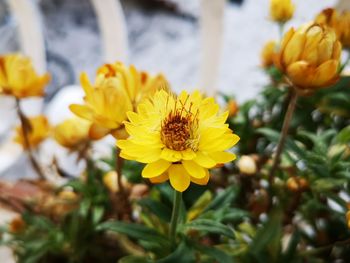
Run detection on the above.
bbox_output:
[237,155,257,175]
[0,54,50,98]
[14,115,50,149]
[276,23,342,95]
[316,8,350,49]
[58,190,78,201]
[270,0,295,23]
[9,216,26,233]
[54,118,91,149]
[261,40,277,68]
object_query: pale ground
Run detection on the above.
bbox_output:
[0,0,339,261]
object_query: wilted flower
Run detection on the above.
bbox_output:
[70,62,167,140]
[237,155,257,175]
[270,0,295,23]
[261,40,277,68]
[0,54,50,98]
[227,99,239,117]
[315,8,350,49]
[54,118,91,150]
[9,216,26,233]
[14,115,50,149]
[276,23,342,95]
[118,90,240,192]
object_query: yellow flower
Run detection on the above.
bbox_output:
[315,8,350,49]
[261,40,277,68]
[70,62,167,140]
[270,0,295,23]
[0,54,50,98]
[54,118,91,149]
[14,115,50,149]
[117,90,240,192]
[276,23,342,95]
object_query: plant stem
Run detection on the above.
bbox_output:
[115,147,125,195]
[268,89,298,187]
[278,22,285,42]
[15,99,45,180]
[169,190,182,246]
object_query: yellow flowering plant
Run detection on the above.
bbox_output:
[2,2,350,262]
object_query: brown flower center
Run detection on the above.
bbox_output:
[161,108,197,151]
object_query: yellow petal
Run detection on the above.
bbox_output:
[89,123,110,140]
[70,104,95,121]
[149,173,169,184]
[286,61,314,88]
[190,169,210,186]
[160,148,182,162]
[208,151,237,164]
[283,30,306,66]
[182,160,206,178]
[142,159,171,178]
[168,164,190,192]
[193,152,216,168]
[311,60,339,88]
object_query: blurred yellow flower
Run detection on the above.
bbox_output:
[14,115,50,149]
[118,90,240,192]
[315,8,350,49]
[70,62,167,140]
[54,118,91,150]
[270,0,295,23]
[0,54,50,98]
[276,23,342,95]
[261,40,277,68]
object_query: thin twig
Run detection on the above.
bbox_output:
[268,89,298,199]
[15,99,45,180]
[116,148,125,195]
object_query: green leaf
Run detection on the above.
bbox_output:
[138,198,172,222]
[312,178,346,192]
[182,219,235,239]
[194,244,233,263]
[156,241,195,263]
[97,221,170,246]
[119,256,153,263]
[336,126,350,144]
[204,186,239,212]
[79,199,91,218]
[92,206,104,225]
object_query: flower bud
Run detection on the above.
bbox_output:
[261,40,277,68]
[227,99,239,117]
[237,155,257,175]
[276,23,342,95]
[270,0,295,23]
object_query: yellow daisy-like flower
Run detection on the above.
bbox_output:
[0,54,50,98]
[70,62,167,140]
[14,115,50,149]
[53,118,91,150]
[117,90,240,192]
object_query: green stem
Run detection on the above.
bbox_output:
[169,190,182,246]
[278,22,285,42]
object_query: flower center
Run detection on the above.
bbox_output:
[161,108,197,151]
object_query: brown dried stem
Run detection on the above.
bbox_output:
[15,99,45,180]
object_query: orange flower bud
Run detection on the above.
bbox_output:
[261,40,277,68]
